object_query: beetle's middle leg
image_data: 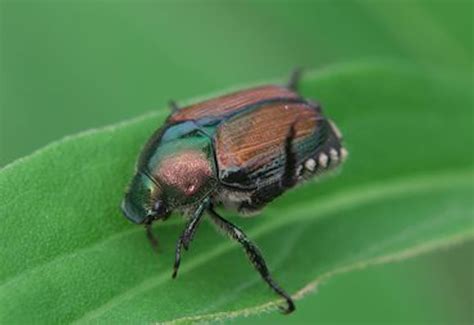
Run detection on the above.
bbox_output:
[207,205,295,314]
[172,200,208,278]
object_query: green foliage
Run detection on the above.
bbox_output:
[1,1,473,323]
[2,1,472,167]
[0,62,472,323]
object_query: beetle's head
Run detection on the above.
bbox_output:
[121,172,169,224]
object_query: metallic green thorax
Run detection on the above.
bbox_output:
[122,121,219,224]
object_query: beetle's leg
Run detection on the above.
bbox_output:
[239,122,298,213]
[169,100,179,112]
[172,200,208,278]
[287,67,303,91]
[207,205,295,314]
[145,221,159,252]
[282,122,299,189]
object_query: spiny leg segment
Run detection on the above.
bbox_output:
[207,205,295,314]
[172,200,208,278]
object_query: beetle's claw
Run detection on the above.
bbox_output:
[172,262,180,279]
[278,298,296,314]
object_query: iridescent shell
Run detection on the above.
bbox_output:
[134,84,346,213]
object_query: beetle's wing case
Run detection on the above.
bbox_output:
[169,85,299,123]
[215,101,343,191]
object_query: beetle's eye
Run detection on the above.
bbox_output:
[153,200,167,216]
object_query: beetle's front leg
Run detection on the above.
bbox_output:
[144,212,172,253]
[207,205,295,314]
[172,200,208,278]
[145,221,159,252]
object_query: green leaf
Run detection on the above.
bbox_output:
[0,61,472,324]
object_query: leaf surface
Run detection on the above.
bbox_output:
[0,61,472,324]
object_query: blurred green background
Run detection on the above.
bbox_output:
[1,0,472,323]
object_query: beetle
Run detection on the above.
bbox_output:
[121,70,347,313]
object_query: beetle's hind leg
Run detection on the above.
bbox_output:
[287,67,303,92]
[207,205,295,314]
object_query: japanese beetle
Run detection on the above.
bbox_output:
[121,70,347,313]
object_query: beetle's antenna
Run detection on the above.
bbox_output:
[169,100,180,112]
[287,67,304,91]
